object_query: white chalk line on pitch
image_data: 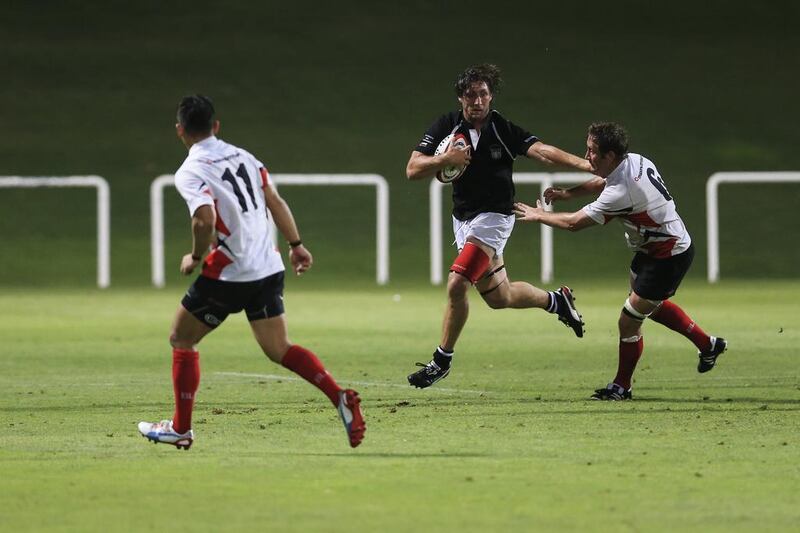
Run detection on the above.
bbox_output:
[213,372,487,395]
[643,375,799,383]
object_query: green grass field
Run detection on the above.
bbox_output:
[2,3,798,530]
[1,281,798,532]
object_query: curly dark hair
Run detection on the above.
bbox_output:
[588,122,629,156]
[177,94,215,135]
[454,64,503,97]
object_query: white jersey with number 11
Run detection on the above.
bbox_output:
[174,136,284,281]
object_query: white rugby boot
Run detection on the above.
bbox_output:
[137,420,194,450]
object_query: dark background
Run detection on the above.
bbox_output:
[2,0,798,288]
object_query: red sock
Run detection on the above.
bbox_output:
[650,300,712,351]
[613,336,644,390]
[281,345,342,406]
[172,348,200,434]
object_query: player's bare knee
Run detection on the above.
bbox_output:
[476,264,508,309]
[618,308,644,338]
[258,337,291,363]
[447,274,471,301]
[263,348,286,364]
[169,331,194,350]
[482,290,510,309]
[485,296,508,310]
[618,319,640,339]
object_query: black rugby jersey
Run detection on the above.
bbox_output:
[415,110,539,220]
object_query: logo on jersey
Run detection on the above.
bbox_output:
[490,145,503,160]
[633,155,644,181]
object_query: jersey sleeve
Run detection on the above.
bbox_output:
[414,115,451,155]
[582,183,631,225]
[250,154,270,188]
[259,167,271,188]
[175,168,214,216]
[507,121,539,156]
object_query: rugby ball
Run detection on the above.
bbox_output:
[434,133,470,183]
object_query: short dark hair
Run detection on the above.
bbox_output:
[177,94,215,135]
[588,122,629,156]
[454,64,503,97]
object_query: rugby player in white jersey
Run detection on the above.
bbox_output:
[513,122,727,400]
[138,95,365,447]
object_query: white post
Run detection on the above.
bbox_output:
[706,172,800,283]
[96,177,110,288]
[376,177,390,285]
[539,175,555,283]
[150,175,174,288]
[429,179,445,285]
[544,173,597,283]
[706,174,720,283]
[151,173,390,286]
[271,174,390,285]
[0,176,111,288]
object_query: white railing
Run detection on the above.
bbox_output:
[150,174,174,288]
[0,176,111,288]
[706,172,800,282]
[429,172,592,284]
[151,173,390,287]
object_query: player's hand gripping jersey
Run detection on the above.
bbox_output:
[582,154,691,258]
[174,136,284,281]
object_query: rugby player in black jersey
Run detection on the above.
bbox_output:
[406,64,592,389]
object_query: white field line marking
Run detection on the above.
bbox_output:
[644,375,798,383]
[213,372,487,395]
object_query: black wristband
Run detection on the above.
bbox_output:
[191,253,202,261]
[288,240,302,248]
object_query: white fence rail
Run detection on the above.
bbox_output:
[429,172,592,285]
[151,173,389,287]
[0,176,111,288]
[706,172,800,282]
[6,171,793,288]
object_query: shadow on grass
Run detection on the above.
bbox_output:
[513,397,800,406]
[3,395,797,417]
[268,451,492,458]
[0,402,168,413]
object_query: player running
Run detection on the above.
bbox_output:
[138,95,365,448]
[513,122,727,400]
[405,64,590,389]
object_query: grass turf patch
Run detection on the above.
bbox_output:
[0,281,798,532]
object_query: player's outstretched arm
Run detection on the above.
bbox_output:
[543,177,606,204]
[406,149,471,181]
[513,200,597,232]
[263,180,312,275]
[527,142,592,173]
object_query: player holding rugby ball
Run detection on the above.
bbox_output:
[405,64,592,389]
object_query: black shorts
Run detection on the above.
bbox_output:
[630,244,694,301]
[181,271,286,329]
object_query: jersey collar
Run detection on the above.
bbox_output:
[189,135,218,154]
[606,154,630,182]
[459,109,496,130]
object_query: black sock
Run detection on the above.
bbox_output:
[433,346,453,369]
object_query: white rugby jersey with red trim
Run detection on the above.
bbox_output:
[174,136,284,281]
[582,153,691,258]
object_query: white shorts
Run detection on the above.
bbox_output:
[452,212,515,257]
